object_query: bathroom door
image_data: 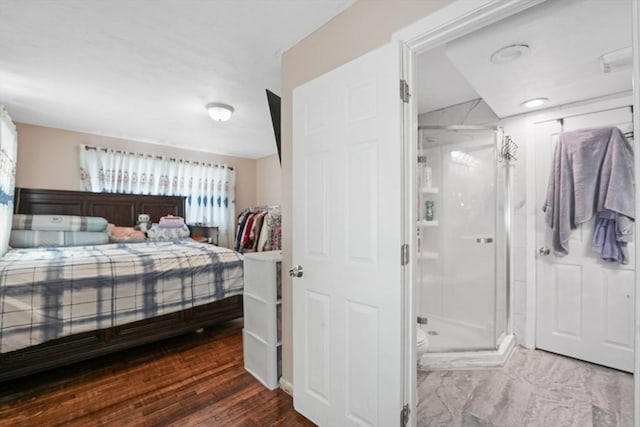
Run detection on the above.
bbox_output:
[292,42,405,425]
[535,108,635,372]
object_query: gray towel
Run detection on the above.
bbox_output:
[543,126,634,256]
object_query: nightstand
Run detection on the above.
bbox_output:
[188,224,219,245]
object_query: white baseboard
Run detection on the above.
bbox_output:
[279,377,294,396]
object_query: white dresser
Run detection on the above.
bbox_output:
[242,251,282,389]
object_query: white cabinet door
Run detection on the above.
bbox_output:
[535,110,635,372]
[292,42,404,426]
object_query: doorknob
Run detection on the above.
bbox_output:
[538,247,551,256]
[289,265,304,278]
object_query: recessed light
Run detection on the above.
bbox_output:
[521,98,549,108]
[490,44,529,64]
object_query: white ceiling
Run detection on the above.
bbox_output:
[417,0,633,118]
[417,46,480,115]
[0,0,354,159]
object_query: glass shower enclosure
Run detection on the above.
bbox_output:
[416,125,508,355]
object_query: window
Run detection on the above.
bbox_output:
[79,144,235,247]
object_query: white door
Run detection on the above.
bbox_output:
[535,107,635,372]
[292,42,404,426]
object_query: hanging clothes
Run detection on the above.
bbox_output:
[234,210,252,251]
[234,206,281,253]
[543,126,634,262]
[250,211,267,252]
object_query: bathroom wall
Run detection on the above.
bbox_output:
[498,116,529,343]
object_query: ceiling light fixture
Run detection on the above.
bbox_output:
[206,102,234,122]
[521,98,549,108]
[490,44,530,64]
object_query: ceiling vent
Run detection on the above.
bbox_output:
[489,44,529,64]
[599,47,632,73]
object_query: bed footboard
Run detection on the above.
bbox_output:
[0,295,243,383]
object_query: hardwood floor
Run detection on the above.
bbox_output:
[0,319,315,427]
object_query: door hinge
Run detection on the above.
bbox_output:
[401,403,410,426]
[400,79,411,103]
[401,244,409,266]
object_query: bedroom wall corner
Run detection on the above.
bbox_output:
[14,123,258,215]
[280,0,452,389]
[256,154,282,206]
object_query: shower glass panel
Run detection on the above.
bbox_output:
[417,128,504,352]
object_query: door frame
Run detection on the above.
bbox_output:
[632,4,640,424]
[392,0,640,425]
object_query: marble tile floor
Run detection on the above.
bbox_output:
[417,345,633,427]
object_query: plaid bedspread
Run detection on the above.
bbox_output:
[0,240,243,353]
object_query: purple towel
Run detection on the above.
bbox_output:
[591,209,633,264]
[158,215,185,228]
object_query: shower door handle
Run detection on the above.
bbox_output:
[538,247,551,256]
[476,237,494,244]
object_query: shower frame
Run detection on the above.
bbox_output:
[416,124,514,366]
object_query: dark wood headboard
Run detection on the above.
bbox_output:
[14,188,186,227]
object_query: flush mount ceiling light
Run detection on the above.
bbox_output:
[490,44,530,64]
[521,97,549,108]
[206,102,234,122]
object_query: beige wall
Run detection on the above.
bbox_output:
[256,154,282,206]
[280,0,451,386]
[15,123,258,214]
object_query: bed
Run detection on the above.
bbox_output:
[0,188,243,382]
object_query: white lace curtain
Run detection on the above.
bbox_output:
[0,106,17,257]
[79,144,235,247]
